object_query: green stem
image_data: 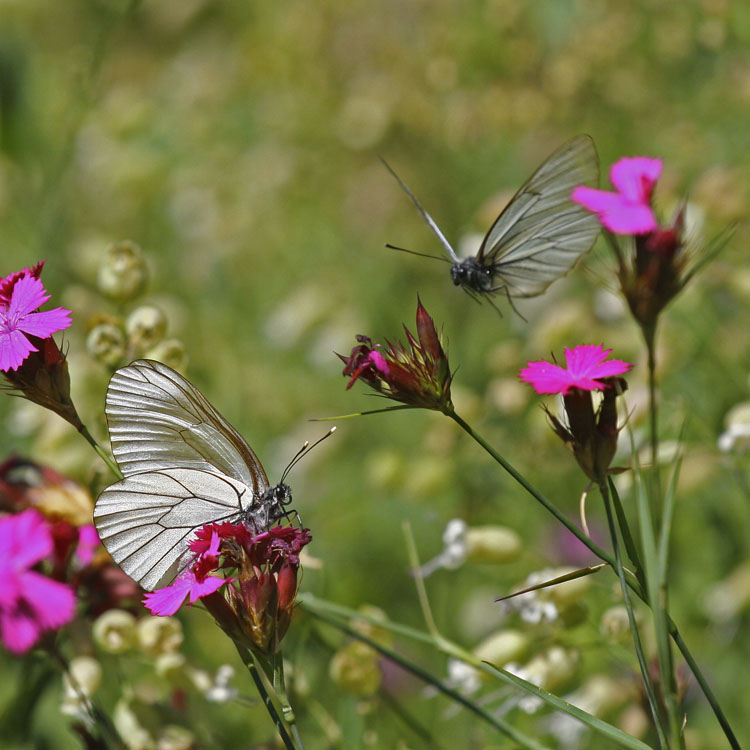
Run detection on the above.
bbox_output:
[233,645,296,750]
[305,604,553,750]
[643,320,661,502]
[598,478,669,748]
[271,656,304,750]
[78,423,123,480]
[443,407,741,749]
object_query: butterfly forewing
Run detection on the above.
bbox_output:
[94,467,251,591]
[477,134,600,297]
[106,359,270,493]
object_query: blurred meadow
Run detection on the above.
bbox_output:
[1,0,750,747]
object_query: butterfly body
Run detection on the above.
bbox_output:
[384,135,601,305]
[450,257,494,293]
[94,360,291,591]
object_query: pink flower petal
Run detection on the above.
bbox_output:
[571,187,657,235]
[7,275,50,318]
[520,345,632,396]
[609,157,662,202]
[143,576,192,616]
[0,510,53,569]
[16,307,72,338]
[186,574,228,604]
[21,571,76,629]
[1,607,42,654]
[76,525,100,566]
[0,329,37,371]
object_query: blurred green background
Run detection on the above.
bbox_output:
[1,0,749,747]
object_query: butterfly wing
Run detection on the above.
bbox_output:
[105,359,269,494]
[477,135,600,297]
[94,467,251,590]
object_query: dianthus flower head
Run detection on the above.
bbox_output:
[0,264,81,429]
[339,298,453,411]
[0,263,71,372]
[519,345,631,396]
[0,509,76,654]
[520,346,631,481]
[572,157,662,235]
[144,521,311,656]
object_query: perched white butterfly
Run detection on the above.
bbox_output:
[94,360,293,591]
[384,135,601,309]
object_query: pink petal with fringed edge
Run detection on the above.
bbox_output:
[609,157,662,202]
[143,576,192,616]
[571,186,657,235]
[1,607,41,654]
[76,525,100,566]
[187,575,228,605]
[0,329,37,371]
[17,307,72,338]
[0,510,52,569]
[7,275,50,318]
[21,571,76,629]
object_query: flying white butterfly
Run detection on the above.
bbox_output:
[383,134,601,309]
[94,360,295,591]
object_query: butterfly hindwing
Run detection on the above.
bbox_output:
[94,467,251,591]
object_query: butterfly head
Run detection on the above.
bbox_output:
[451,257,493,292]
[261,482,293,517]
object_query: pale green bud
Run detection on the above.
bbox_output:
[98,240,149,301]
[329,641,381,697]
[473,629,529,666]
[525,645,580,690]
[61,656,102,717]
[465,526,522,564]
[144,339,188,373]
[600,605,639,644]
[126,305,167,354]
[155,652,187,683]
[137,616,183,656]
[157,725,195,750]
[86,323,126,368]
[93,609,137,653]
[113,698,154,750]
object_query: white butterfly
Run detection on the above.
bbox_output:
[94,360,291,591]
[384,135,601,307]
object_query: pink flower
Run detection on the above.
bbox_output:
[144,529,229,616]
[520,345,632,396]
[144,520,311,655]
[0,267,72,371]
[0,509,76,654]
[572,157,662,235]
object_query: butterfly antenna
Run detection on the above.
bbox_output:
[280,426,336,483]
[385,243,452,264]
[379,156,461,263]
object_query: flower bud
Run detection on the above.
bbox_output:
[61,656,102,718]
[154,651,187,681]
[126,305,167,354]
[92,609,137,653]
[98,240,149,301]
[86,322,126,368]
[329,641,381,697]
[465,526,522,564]
[473,629,529,666]
[137,616,183,656]
[157,725,195,750]
[144,339,188,372]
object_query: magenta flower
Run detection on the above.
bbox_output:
[144,521,311,655]
[572,157,662,235]
[144,529,229,616]
[520,345,632,396]
[0,509,76,654]
[521,346,631,480]
[0,266,72,371]
[339,298,453,411]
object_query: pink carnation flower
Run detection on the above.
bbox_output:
[519,345,632,396]
[143,529,229,616]
[0,509,76,654]
[0,267,72,371]
[571,157,662,235]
